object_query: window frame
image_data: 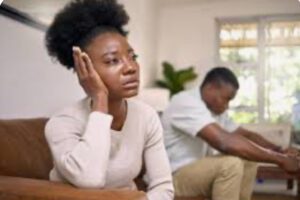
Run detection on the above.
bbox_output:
[215,14,300,123]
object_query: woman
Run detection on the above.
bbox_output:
[44,0,174,200]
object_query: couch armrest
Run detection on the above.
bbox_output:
[0,176,145,200]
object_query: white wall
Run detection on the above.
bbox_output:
[0,16,85,118]
[156,0,300,86]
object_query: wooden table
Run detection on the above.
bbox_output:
[255,136,300,197]
[257,165,300,196]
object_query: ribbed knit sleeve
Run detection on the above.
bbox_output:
[45,111,113,188]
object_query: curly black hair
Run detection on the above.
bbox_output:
[45,0,129,69]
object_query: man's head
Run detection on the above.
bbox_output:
[200,67,239,115]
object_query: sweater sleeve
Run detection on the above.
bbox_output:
[144,112,174,200]
[45,111,113,188]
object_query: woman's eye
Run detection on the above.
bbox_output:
[105,58,120,65]
[133,54,138,60]
[130,53,138,61]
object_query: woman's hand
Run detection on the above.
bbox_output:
[73,46,109,113]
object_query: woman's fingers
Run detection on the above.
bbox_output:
[72,47,82,76]
[72,46,108,97]
[82,52,109,96]
[73,46,88,77]
[82,52,108,92]
[82,52,96,74]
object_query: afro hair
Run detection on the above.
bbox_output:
[45,0,129,69]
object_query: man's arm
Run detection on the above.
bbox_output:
[199,123,300,174]
[234,127,300,157]
[233,127,282,152]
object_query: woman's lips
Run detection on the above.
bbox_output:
[123,80,139,89]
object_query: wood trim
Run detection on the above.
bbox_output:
[256,165,300,196]
[0,3,47,31]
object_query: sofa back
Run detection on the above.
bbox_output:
[242,123,292,148]
[0,118,53,180]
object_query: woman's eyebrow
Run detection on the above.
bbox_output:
[101,50,118,58]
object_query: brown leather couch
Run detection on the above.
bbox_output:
[0,118,204,200]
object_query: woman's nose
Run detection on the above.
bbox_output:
[123,59,136,74]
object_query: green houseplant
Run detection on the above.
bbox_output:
[155,61,198,97]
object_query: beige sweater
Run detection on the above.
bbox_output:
[45,98,174,200]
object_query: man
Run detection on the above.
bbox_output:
[161,67,300,200]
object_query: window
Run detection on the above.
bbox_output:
[217,15,300,124]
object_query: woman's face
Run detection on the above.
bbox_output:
[84,32,140,100]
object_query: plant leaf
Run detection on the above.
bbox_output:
[177,67,198,85]
[155,80,171,89]
[156,62,198,97]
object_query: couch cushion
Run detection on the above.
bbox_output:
[241,123,292,148]
[0,118,53,179]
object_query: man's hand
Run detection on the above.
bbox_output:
[279,155,300,175]
[282,147,300,158]
[72,46,109,112]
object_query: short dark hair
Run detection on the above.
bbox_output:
[45,0,129,69]
[201,67,239,90]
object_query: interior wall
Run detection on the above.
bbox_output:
[0,15,85,118]
[156,0,300,86]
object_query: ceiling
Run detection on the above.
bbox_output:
[2,0,71,24]
[2,0,225,25]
